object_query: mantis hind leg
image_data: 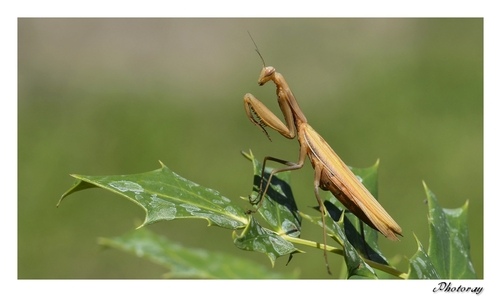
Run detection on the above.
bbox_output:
[314,166,332,275]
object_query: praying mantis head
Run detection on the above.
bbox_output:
[258,66,276,86]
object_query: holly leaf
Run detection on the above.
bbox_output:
[424,182,476,279]
[98,227,298,279]
[407,233,440,279]
[58,161,248,230]
[232,216,302,266]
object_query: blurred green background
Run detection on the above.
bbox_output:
[18,18,483,279]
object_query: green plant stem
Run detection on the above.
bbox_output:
[284,235,408,279]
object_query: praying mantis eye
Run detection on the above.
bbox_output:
[263,66,275,77]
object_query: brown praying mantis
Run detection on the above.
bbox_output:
[243,38,403,274]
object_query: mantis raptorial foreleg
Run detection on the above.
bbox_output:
[244,93,295,141]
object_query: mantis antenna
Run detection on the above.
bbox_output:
[247,31,266,68]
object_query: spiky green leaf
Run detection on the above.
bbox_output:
[232,216,301,266]
[99,227,298,279]
[424,182,476,279]
[58,162,248,229]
